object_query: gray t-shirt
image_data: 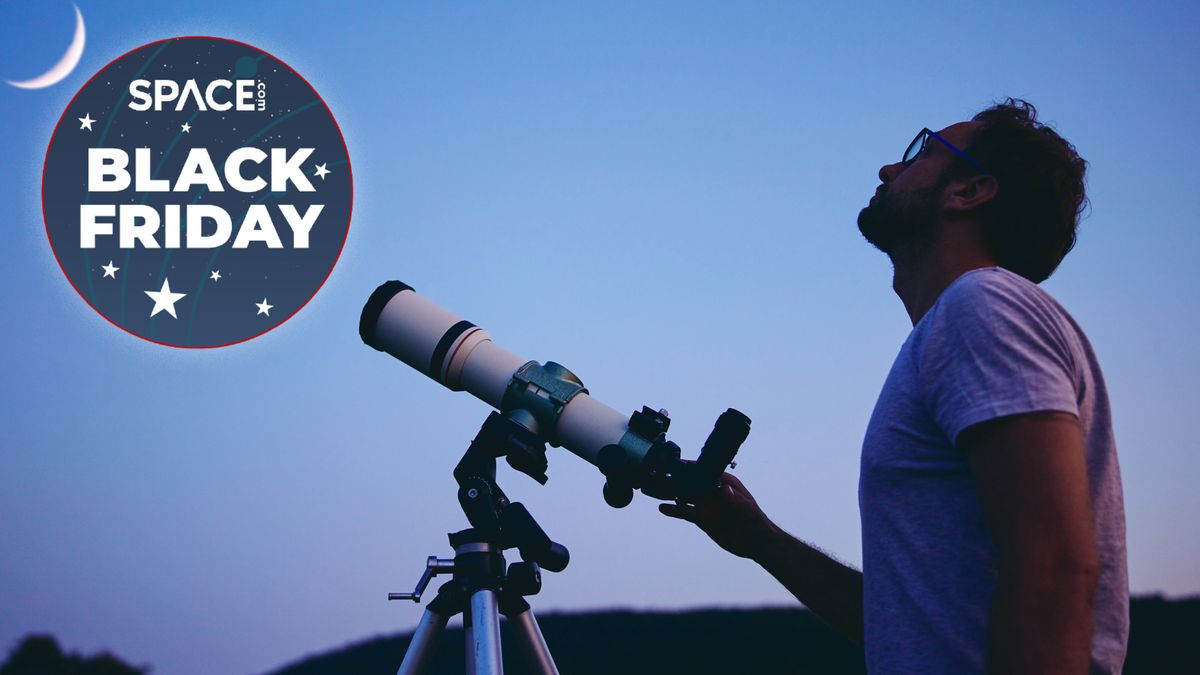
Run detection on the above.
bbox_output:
[859,266,1128,674]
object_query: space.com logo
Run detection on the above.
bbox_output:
[43,36,352,348]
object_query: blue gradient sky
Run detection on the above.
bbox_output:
[1,2,1197,674]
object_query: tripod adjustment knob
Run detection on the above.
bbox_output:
[501,503,571,572]
[388,556,455,602]
[507,561,543,596]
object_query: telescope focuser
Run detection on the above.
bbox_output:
[599,407,751,508]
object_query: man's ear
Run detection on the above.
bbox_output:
[943,175,998,214]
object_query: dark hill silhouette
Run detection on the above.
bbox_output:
[4,596,1195,674]
[268,607,865,675]
[265,595,1199,675]
[0,635,146,675]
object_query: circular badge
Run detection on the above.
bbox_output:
[43,36,352,348]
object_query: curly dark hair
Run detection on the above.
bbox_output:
[956,98,1089,283]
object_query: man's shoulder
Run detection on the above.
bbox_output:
[940,265,1049,304]
[913,265,1085,379]
[929,266,1066,326]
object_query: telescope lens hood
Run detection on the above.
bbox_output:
[359,280,413,350]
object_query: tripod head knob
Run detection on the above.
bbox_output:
[506,561,543,596]
[501,502,570,572]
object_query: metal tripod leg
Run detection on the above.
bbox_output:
[464,611,474,674]
[468,589,504,674]
[396,608,451,675]
[508,608,560,675]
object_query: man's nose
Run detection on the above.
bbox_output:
[878,162,902,183]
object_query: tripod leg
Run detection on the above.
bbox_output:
[464,610,474,674]
[509,608,560,675]
[397,608,450,675]
[468,589,504,675]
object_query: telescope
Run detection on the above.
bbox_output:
[359,280,750,510]
[360,280,751,675]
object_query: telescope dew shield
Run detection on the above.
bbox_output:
[360,281,526,409]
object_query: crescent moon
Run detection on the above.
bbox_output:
[7,4,86,90]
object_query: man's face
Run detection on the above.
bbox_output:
[857,122,981,255]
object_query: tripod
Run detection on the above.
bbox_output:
[390,412,570,675]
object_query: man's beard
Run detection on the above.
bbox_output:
[857,184,941,255]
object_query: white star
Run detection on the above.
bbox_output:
[313,163,331,180]
[144,278,187,319]
[255,298,274,316]
[101,260,119,278]
[181,122,191,133]
[78,114,95,131]
[210,270,221,281]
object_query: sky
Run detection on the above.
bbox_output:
[1,1,1197,673]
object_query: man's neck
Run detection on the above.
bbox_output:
[891,240,998,326]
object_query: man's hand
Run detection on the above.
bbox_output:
[658,473,779,560]
[659,472,866,642]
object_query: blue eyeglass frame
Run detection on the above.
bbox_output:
[903,127,987,173]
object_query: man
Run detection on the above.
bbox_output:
[660,99,1128,673]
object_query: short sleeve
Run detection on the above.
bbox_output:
[914,270,1081,446]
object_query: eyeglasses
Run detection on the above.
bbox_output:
[902,128,987,173]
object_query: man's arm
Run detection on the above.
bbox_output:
[959,410,1100,674]
[659,474,864,642]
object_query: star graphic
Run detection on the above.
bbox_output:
[145,278,187,319]
[78,113,95,131]
[210,270,221,281]
[181,122,191,133]
[256,298,274,316]
[313,163,331,180]
[101,260,119,278]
